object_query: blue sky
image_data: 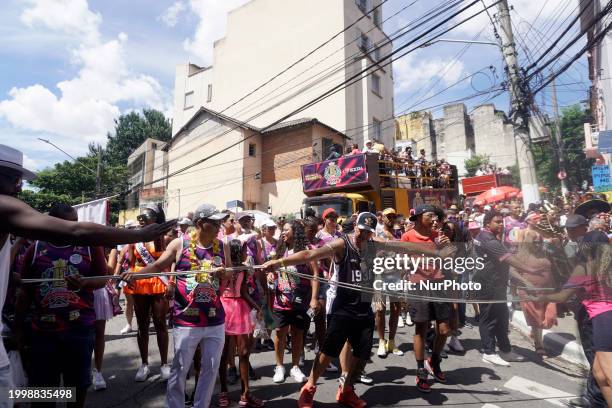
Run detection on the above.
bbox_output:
[0,0,588,171]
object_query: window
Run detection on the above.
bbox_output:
[373,7,382,28]
[207,84,212,102]
[184,91,194,109]
[358,31,370,52]
[372,118,382,139]
[372,73,381,96]
[248,143,256,157]
[372,47,380,61]
[356,0,368,13]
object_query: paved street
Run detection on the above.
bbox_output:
[88,298,586,408]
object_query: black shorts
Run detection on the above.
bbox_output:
[29,326,95,390]
[592,310,612,352]
[272,309,310,332]
[321,313,374,360]
[409,301,452,323]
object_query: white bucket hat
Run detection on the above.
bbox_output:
[0,145,36,180]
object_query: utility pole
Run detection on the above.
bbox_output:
[95,145,102,198]
[551,69,569,196]
[497,0,541,208]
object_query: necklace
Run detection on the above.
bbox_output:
[188,231,220,283]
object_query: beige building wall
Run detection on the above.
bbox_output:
[166,112,250,217]
[171,0,393,149]
[261,178,304,216]
[172,64,213,136]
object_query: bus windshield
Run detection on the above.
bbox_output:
[302,197,352,219]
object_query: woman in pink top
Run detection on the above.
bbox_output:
[218,239,264,408]
[536,238,612,405]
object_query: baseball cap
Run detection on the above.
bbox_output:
[365,139,373,145]
[468,221,480,230]
[236,212,254,221]
[178,217,193,226]
[193,204,226,222]
[322,208,338,219]
[262,219,277,229]
[382,208,397,216]
[356,212,377,232]
[564,214,588,229]
[409,204,438,221]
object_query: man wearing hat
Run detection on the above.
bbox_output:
[0,145,176,406]
[263,212,379,407]
[177,217,193,237]
[123,203,232,408]
[363,140,377,154]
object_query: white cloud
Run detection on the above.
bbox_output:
[20,0,101,44]
[0,1,169,154]
[182,0,251,65]
[393,53,466,94]
[158,1,186,27]
[454,0,578,37]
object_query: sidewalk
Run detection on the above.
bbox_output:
[510,308,588,368]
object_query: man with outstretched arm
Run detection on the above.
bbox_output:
[0,144,176,406]
[262,212,455,408]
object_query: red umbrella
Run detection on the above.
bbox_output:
[474,186,520,204]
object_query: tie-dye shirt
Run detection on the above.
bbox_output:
[173,237,226,328]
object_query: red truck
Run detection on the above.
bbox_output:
[461,173,514,207]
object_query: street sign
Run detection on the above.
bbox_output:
[591,165,612,192]
[557,171,567,180]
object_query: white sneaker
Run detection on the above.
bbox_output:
[405,314,414,327]
[290,366,307,383]
[377,339,388,358]
[160,364,171,381]
[326,362,339,372]
[135,364,150,381]
[272,365,286,383]
[397,317,405,328]
[92,369,106,391]
[120,324,133,335]
[448,336,465,353]
[482,353,511,367]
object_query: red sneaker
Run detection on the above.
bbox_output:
[336,384,367,408]
[415,368,431,393]
[297,384,317,408]
[425,357,447,383]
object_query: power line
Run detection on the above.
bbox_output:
[133,0,490,191]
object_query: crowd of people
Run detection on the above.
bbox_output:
[328,140,455,189]
[1,143,612,408]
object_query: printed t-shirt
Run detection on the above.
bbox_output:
[22,242,106,332]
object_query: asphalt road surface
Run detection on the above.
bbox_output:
[87,300,586,408]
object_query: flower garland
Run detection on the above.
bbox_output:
[188,230,220,284]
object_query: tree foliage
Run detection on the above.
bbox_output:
[105,109,172,166]
[23,108,168,222]
[532,105,593,192]
[464,154,490,177]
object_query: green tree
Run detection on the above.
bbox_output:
[531,105,593,192]
[105,109,172,166]
[464,154,490,177]
[19,190,74,213]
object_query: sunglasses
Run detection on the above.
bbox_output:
[137,214,152,222]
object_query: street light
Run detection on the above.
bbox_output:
[420,38,500,48]
[38,138,96,174]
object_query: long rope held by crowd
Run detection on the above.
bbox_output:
[19,264,558,303]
